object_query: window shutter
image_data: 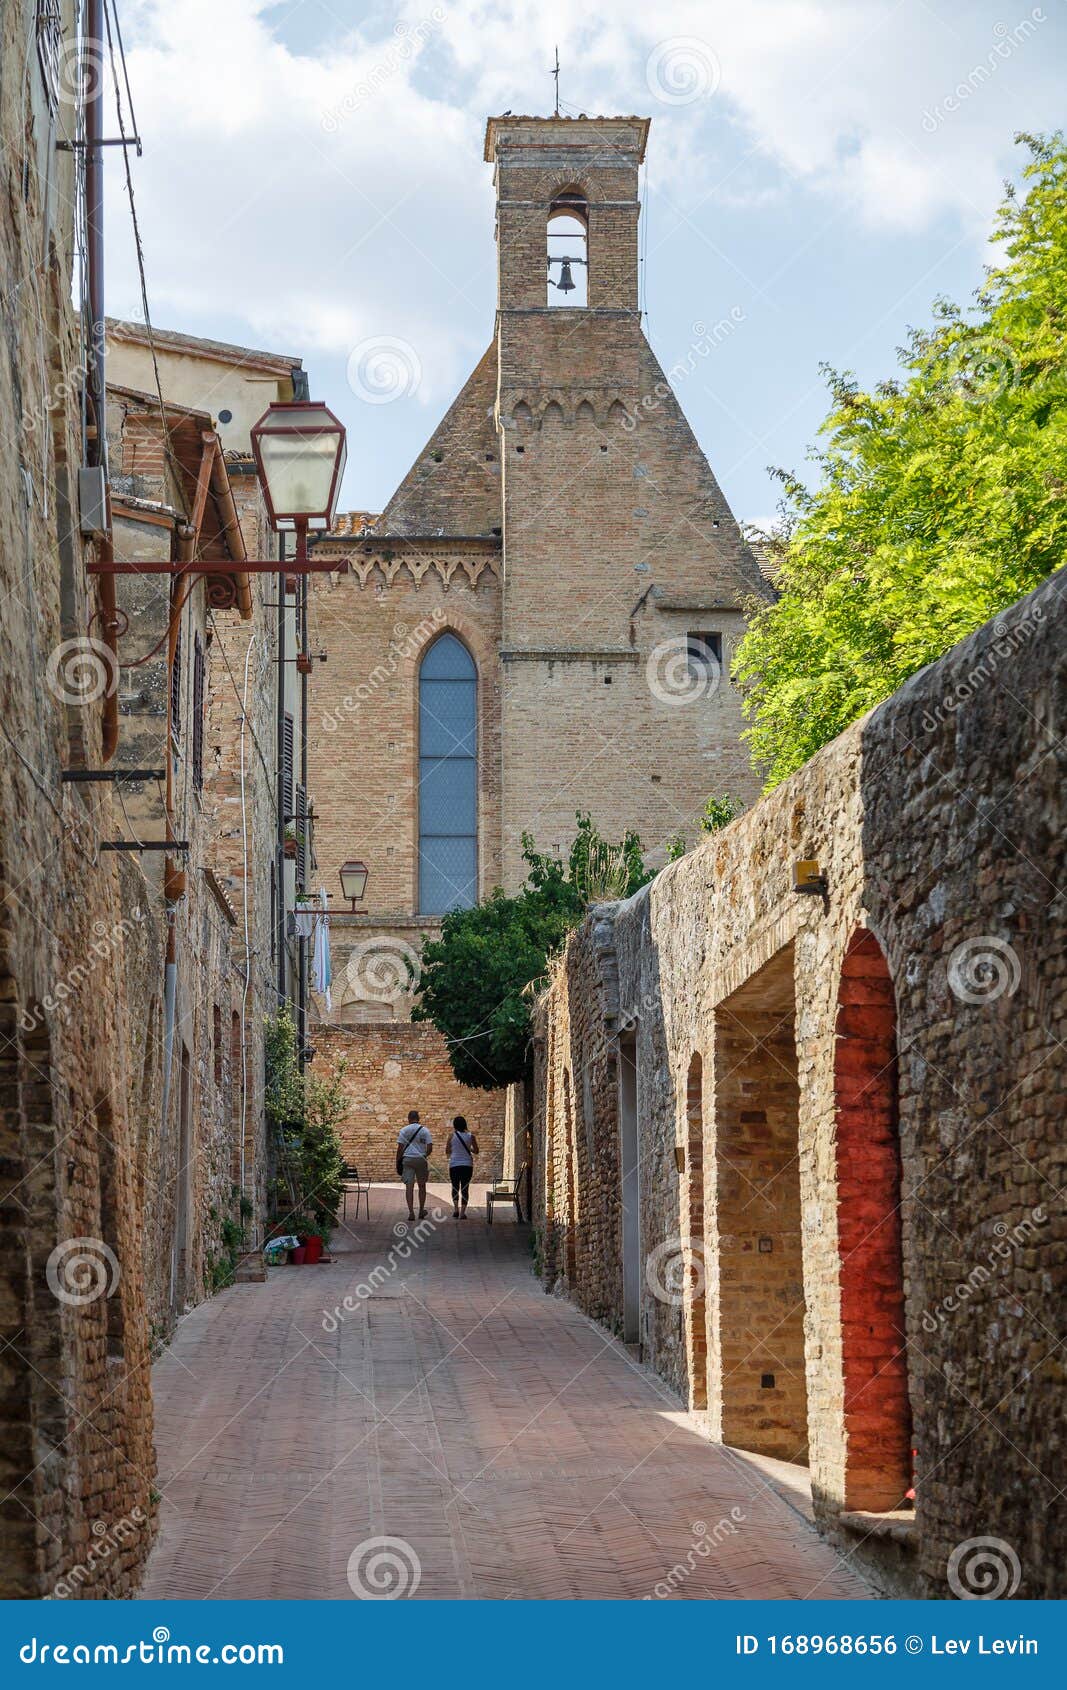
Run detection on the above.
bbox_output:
[282,712,294,819]
[295,783,307,887]
[192,634,205,792]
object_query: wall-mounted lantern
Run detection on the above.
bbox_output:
[251,401,347,564]
[793,859,828,897]
[339,860,369,912]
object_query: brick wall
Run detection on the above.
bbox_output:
[314,1024,505,1184]
[534,571,1067,1598]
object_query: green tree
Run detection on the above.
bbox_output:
[264,1007,346,1239]
[735,133,1067,788]
[413,815,652,1091]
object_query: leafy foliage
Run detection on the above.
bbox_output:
[699,793,744,834]
[665,793,745,861]
[735,133,1067,787]
[413,815,652,1091]
[264,1007,346,1239]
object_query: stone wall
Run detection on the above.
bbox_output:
[314,1024,505,1185]
[0,0,156,1596]
[534,571,1066,1598]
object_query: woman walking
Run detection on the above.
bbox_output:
[446,1116,478,1219]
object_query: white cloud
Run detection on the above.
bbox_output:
[101,0,1062,510]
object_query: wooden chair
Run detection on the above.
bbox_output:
[486,1162,527,1225]
[341,1164,370,1221]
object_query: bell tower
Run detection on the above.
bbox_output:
[486,114,649,658]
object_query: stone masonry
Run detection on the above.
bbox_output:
[533,571,1067,1598]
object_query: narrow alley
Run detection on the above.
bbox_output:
[139,1188,870,1602]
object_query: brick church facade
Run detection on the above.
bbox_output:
[308,115,772,1176]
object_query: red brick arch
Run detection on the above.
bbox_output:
[833,928,913,1511]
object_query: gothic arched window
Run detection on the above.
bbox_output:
[418,633,477,914]
[547,190,588,307]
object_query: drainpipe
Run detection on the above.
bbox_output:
[84,0,119,762]
[275,533,287,1006]
[161,525,195,1133]
[297,568,308,1067]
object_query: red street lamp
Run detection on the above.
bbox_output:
[339,859,369,912]
[251,401,347,566]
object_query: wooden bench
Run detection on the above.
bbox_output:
[341,1164,370,1222]
[486,1162,527,1225]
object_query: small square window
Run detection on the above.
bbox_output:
[687,631,723,688]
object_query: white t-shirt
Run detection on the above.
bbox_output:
[398,1123,432,1161]
[449,1129,474,1168]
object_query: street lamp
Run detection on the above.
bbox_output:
[339,859,369,912]
[251,401,347,564]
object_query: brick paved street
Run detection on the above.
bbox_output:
[139,1184,872,1600]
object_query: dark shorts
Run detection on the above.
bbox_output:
[450,1164,472,1200]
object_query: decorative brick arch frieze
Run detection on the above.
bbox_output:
[314,551,501,591]
[833,926,913,1512]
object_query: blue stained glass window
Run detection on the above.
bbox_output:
[418,634,477,914]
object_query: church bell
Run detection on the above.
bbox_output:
[555,259,577,293]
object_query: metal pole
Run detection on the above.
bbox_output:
[85,0,106,475]
[297,566,309,1068]
[276,530,287,1006]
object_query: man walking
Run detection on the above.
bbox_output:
[397,1109,432,1221]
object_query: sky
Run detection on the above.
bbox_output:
[104,0,1066,530]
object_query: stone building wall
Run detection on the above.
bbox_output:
[314,1023,505,1185]
[0,0,156,1597]
[106,392,273,1337]
[534,571,1066,1598]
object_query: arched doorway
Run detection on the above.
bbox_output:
[834,928,912,1510]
